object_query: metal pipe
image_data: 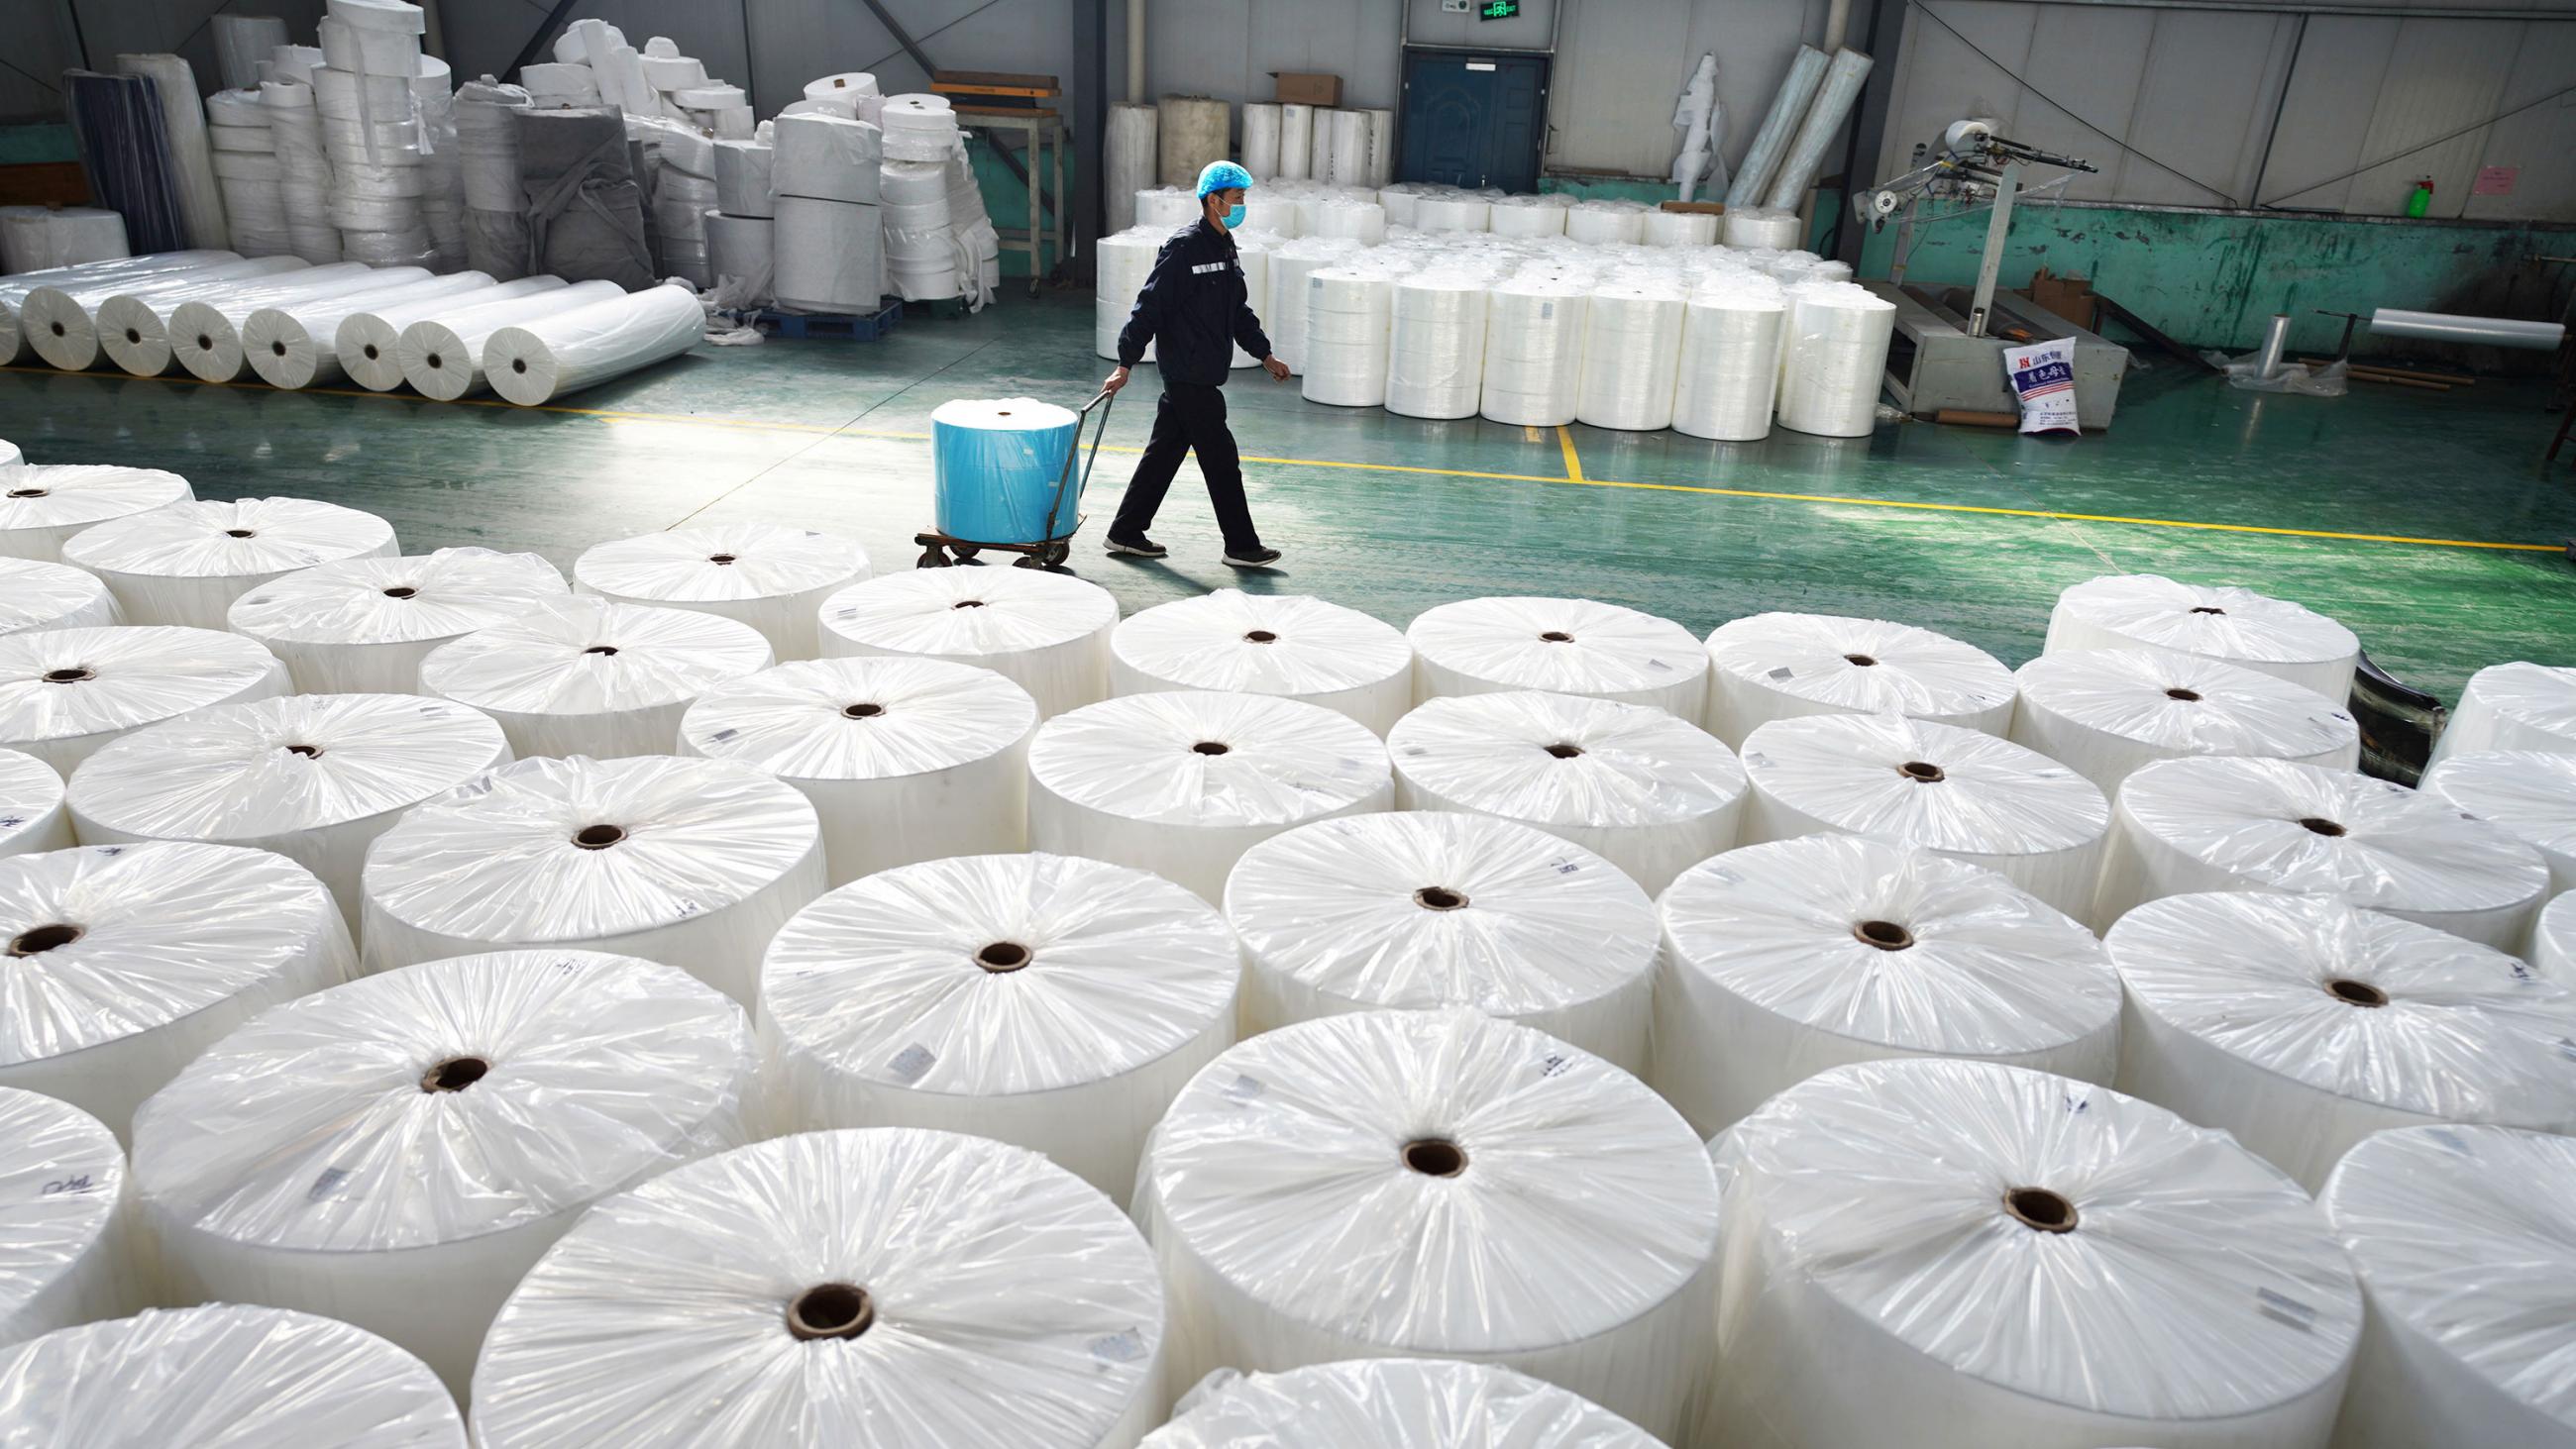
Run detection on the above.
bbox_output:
[1127,0,1144,103]
[2254,312,2291,377]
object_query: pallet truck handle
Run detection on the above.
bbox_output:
[1044,388,1117,539]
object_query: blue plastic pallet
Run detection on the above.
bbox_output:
[761,297,904,342]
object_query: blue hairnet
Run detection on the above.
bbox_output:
[1196,160,1254,198]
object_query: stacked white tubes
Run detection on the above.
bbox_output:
[1383,273,1489,420]
[24,258,308,371]
[2010,648,2362,794]
[1324,110,1372,188]
[483,283,707,405]
[820,564,1117,719]
[1487,195,1567,238]
[880,93,960,161]
[261,78,344,263]
[1139,1008,1719,1441]
[760,853,1237,1202]
[2422,750,2576,892]
[1739,713,2112,919]
[1316,199,1387,244]
[1275,103,1314,180]
[2045,573,2361,701]
[1479,278,1586,427]
[1265,236,1358,372]
[1642,209,1717,247]
[1412,193,1491,233]
[1241,103,1283,178]
[0,1087,139,1348]
[0,626,288,773]
[2432,663,2576,766]
[97,260,372,377]
[227,548,570,693]
[1574,285,1685,431]
[313,7,432,268]
[470,1128,1165,1448]
[1027,691,1392,903]
[1702,611,2016,746]
[575,524,867,662]
[2541,891,2576,976]
[60,496,396,628]
[1134,187,1197,229]
[454,79,532,279]
[360,753,826,1003]
[1563,201,1647,246]
[881,154,957,304]
[340,276,563,390]
[206,89,290,259]
[0,558,120,635]
[0,256,233,365]
[419,596,773,760]
[1408,596,1709,716]
[1388,691,1746,895]
[0,841,354,1138]
[245,272,498,389]
[1095,227,1162,360]
[1302,266,1397,407]
[0,748,71,859]
[1145,1359,1660,1448]
[133,949,754,1394]
[2096,756,2549,946]
[396,278,624,400]
[0,465,191,563]
[518,63,599,107]
[1672,278,1786,441]
[1775,281,1896,437]
[1705,1058,2360,1449]
[773,113,888,313]
[1721,206,1801,249]
[1110,590,1414,735]
[646,124,721,289]
[166,264,433,382]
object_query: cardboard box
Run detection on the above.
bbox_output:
[1272,72,1342,106]
[1659,201,1725,215]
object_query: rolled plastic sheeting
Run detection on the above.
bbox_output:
[226,548,570,694]
[1574,285,1684,431]
[0,748,71,859]
[109,261,385,377]
[2108,889,2576,1192]
[2096,755,2549,947]
[1112,590,1413,735]
[170,265,448,382]
[2432,662,2576,766]
[1302,266,1395,407]
[0,626,288,774]
[2423,750,2576,893]
[1480,278,1585,426]
[1325,110,1371,188]
[133,949,754,1394]
[1106,103,1157,233]
[1412,194,1491,233]
[395,278,623,400]
[1488,195,1566,238]
[0,1087,138,1349]
[1740,713,2111,920]
[2045,573,2361,702]
[23,256,306,371]
[2010,648,2361,793]
[0,841,354,1139]
[476,282,700,405]
[115,54,232,253]
[1384,273,1487,419]
[0,557,120,635]
[1722,205,1802,249]
[773,195,886,313]
[1656,835,2119,1138]
[1765,48,1875,210]
[1409,596,1709,718]
[1275,103,1314,181]
[820,567,1117,719]
[1673,280,1786,440]
[418,595,773,760]
[1776,281,1895,437]
[0,252,243,365]
[682,657,1036,887]
[1643,209,1716,247]
[575,523,866,663]
[470,1128,1166,1449]
[1727,47,1829,207]
[2370,307,2566,352]
[1147,1359,1659,1448]
[1564,201,1647,246]
[1094,227,1159,360]
[930,397,1084,548]
[59,495,396,629]
[1706,1058,2360,1449]
[2323,1125,2576,1449]
[337,274,565,391]
[712,140,774,217]
[1703,611,2015,746]
[241,271,502,388]
[0,466,193,564]
[1241,103,1283,178]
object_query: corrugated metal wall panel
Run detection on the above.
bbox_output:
[2467,21,2576,215]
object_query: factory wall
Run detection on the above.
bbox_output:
[0,0,332,124]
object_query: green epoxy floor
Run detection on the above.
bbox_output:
[5,290,2573,698]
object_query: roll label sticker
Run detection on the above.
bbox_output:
[1088,1328,1148,1364]
[1224,1073,1265,1104]
[307,1166,353,1201]
[1537,1051,1572,1079]
[888,1043,936,1084]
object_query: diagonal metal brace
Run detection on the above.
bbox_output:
[851,0,1053,220]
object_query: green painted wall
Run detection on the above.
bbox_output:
[0,124,76,166]
[964,137,1065,278]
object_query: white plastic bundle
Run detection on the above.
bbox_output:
[338,275,563,391]
[133,949,754,1392]
[772,111,881,204]
[419,596,773,759]
[712,139,774,217]
[360,754,824,1002]
[0,625,288,773]
[227,548,570,694]
[1564,201,1647,246]
[1316,198,1387,244]
[1302,266,1396,407]
[0,207,128,273]
[1479,278,1585,426]
[1134,187,1197,229]
[1574,285,1685,431]
[1110,590,1413,734]
[2096,756,2549,946]
[0,1087,138,1348]
[0,465,192,563]
[773,194,887,313]
[1144,1359,1660,1448]
[1488,195,1568,238]
[1656,835,2119,1136]
[2542,891,2576,975]
[0,841,354,1137]
[60,495,396,628]
[261,78,344,264]
[167,265,433,381]
[820,567,1118,719]
[1264,237,1358,372]
[2010,648,2362,793]
[1408,596,1708,717]
[1703,611,2015,745]
[1739,713,2112,919]
[1383,273,1488,419]
[2433,663,2576,765]
[1705,1058,2361,1449]
[1094,228,1161,359]
[395,277,624,400]
[1642,208,1717,247]
[470,1128,1166,1448]
[242,272,500,388]
[0,557,119,635]
[20,257,305,371]
[1672,279,1785,441]
[1721,205,1801,249]
[0,748,70,859]
[1775,280,1897,437]
[2423,750,2576,892]
[2046,574,2360,702]
[576,523,868,661]
[95,260,372,376]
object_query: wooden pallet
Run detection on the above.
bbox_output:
[760,297,904,342]
[903,295,972,321]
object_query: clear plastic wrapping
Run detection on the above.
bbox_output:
[59,495,397,629]
[483,282,707,406]
[2418,749,2576,894]
[23,258,308,371]
[1137,1008,1720,1441]
[469,1128,1166,1449]
[240,272,499,388]
[1574,285,1685,432]
[227,548,571,694]
[395,277,624,400]
[1672,279,1785,441]
[2010,647,2361,793]
[576,523,868,662]
[0,1087,139,1349]
[2541,890,2576,975]
[1145,1359,1661,1448]
[1111,590,1413,735]
[1774,280,1896,438]
[1480,278,1586,427]
[133,948,755,1392]
[1,254,240,366]
[338,275,564,391]
[1408,596,1708,717]
[2433,663,2576,766]
[0,557,120,634]
[0,748,70,859]
[0,625,288,773]
[1384,273,1489,419]
[418,595,774,759]
[99,262,378,377]
[820,567,1118,719]
[2046,574,2360,702]
[0,465,193,563]
[1702,610,2015,746]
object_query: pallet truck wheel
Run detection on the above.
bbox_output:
[914,547,950,569]
[953,546,981,562]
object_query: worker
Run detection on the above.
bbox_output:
[1099,159,1287,569]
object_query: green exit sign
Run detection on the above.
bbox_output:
[1480,0,1521,17]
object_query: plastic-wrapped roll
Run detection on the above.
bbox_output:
[226,548,570,694]
[242,271,505,389]
[2422,750,2576,892]
[773,196,886,314]
[1110,590,1412,735]
[1265,237,1356,372]
[337,274,565,392]
[1323,109,1370,188]
[1672,279,1785,441]
[0,841,354,1138]
[1388,691,1746,895]
[395,277,624,400]
[576,523,867,662]
[1574,285,1684,431]
[1479,278,1586,427]
[1133,187,1198,230]
[0,1087,138,1349]
[1642,209,1717,247]
[1563,201,1647,246]
[167,265,435,382]
[760,853,1235,1202]
[1408,596,1708,716]
[2108,889,2576,1191]
[1275,102,1314,181]
[820,569,1116,719]
[0,466,192,564]
[21,257,307,371]
[1105,104,1157,232]
[1739,713,2111,919]
[1775,281,1896,438]
[470,1128,1165,1448]
[2044,573,2360,702]
[1138,1008,1719,1440]
[706,211,775,300]
[0,626,288,774]
[1241,102,1283,178]
[930,397,1084,547]
[1302,266,1396,407]
[0,557,120,635]
[803,70,881,108]
[1384,273,1488,420]
[480,283,704,406]
[0,748,71,859]
[2540,890,2576,975]
[682,658,1035,886]
[712,139,775,217]
[771,112,881,205]
[0,253,243,365]
[1489,194,1565,238]
[1241,194,1299,235]
[100,261,379,377]
[1376,183,1420,227]
[419,596,773,760]
[1095,228,1160,360]
[1705,1058,2360,1449]
[1703,611,2015,746]
[1316,198,1386,244]
[1363,109,1394,185]
[2096,756,2548,946]
[60,495,396,629]
[2323,1126,2576,1449]
[66,692,512,930]
[2432,663,2576,765]
[1029,691,1391,903]
[132,949,754,1393]
[1721,205,1801,249]
[2009,648,2361,794]
[1144,1359,1660,1448]
[360,754,825,1003]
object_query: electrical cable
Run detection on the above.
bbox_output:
[2260,76,2576,207]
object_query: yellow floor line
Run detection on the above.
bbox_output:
[1556,425,1585,483]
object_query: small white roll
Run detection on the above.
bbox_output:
[1480,278,1586,427]
[2046,573,2360,702]
[0,625,288,773]
[0,1087,140,1349]
[0,748,70,859]
[227,548,571,694]
[2422,750,2576,893]
[2096,756,2549,946]
[682,657,1036,886]
[1671,280,1785,441]
[2009,648,2361,793]
[0,466,193,563]
[1144,1359,1663,1448]
[1111,590,1413,735]
[2433,662,2576,766]
[1739,713,2111,920]
[60,495,397,629]
[576,523,868,662]
[1408,596,1708,718]
[712,139,775,216]
[0,557,120,635]
[1722,205,1802,249]
[820,566,1118,718]
[419,595,774,760]
[1702,611,2015,746]
[1573,285,1684,431]
[1775,280,1897,438]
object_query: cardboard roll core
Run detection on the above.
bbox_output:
[1191,741,1230,756]
[584,645,619,656]
[2299,817,2347,838]
[7,923,83,957]
[1843,653,1878,667]
[2164,687,2201,702]
[787,1283,874,1341]
[225,529,257,538]
[2003,1186,2078,1233]
[574,824,626,850]
[842,702,885,719]
[382,585,417,599]
[2328,978,2390,1007]
[1243,630,1277,644]
[421,1055,488,1092]
[42,667,92,683]
[950,599,986,610]
[1413,885,1468,911]
[1538,631,1574,644]
[1544,742,1584,760]
[1853,919,1913,951]
[1404,1137,1467,1177]
[284,743,323,759]
[2189,605,2226,615]
[976,940,1031,973]
[6,487,47,497]
[708,554,738,565]
[1898,761,1946,783]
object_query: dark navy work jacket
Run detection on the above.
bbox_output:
[1115,217,1273,386]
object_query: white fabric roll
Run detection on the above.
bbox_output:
[226,548,569,694]
[0,557,120,635]
[107,262,386,378]
[1145,1359,1659,1448]
[453,79,531,213]
[0,748,70,859]
[760,852,1235,1203]
[1323,110,1370,187]
[772,112,882,204]
[1316,199,1387,244]
[1721,205,1801,249]
[0,841,354,1139]
[820,567,1117,719]
[2010,648,2362,793]
[2422,750,2576,893]
[0,1087,138,1349]
[634,52,705,91]
[1740,713,2112,920]
[0,466,193,564]
[2322,1125,2576,1449]
[803,70,881,106]
[1775,280,1895,438]
[1094,227,1161,360]
[1412,194,1491,233]
[1480,277,1586,426]
[23,257,307,371]
[2540,890,2576,975]
[1408,596,1707,717]
[337,274,563,391]
[1642,209,1717,247]
[395,277,624,400]
[1111,590,1412,735]
[1105,103,1156,231]
[2096,756,2549,946]
[2109,889,2576,1191]
[576,524,866,663]
[133,949,753,1394]
[1488,196,1567,238]
[1301,265,1395,407]
[168,265,436,382]
[1139,1008,1718,1440]
[1,254,241,365]
[1573,285,1684,431]
[242,272,500,388]
[2433,663,2576,766]
[773,195,886,313]
[1241,103,1283,178]
[419,595,773,760]
[360,753,825,1003]
[1225,812,1658,1071]
[1276,103,1314,180]
[2046,573,2361,702]
[1133,187,1197,230]
[59,495,396,629]
[0,626,288,774]
[470,1128,1166,1448]
[1672,280,1785,441]
[1703,611,2015,746]
[1029,690,1393,904]
[712,140,774,217]
[682,657,1035,887]
[1563,201,1646,246]
[1384,273,1487,419]
[1706,1057,2360,1449]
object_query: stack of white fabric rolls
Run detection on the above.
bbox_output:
[1384,272,1488,420]
[707,136,776,309]
[2047,573,2362,701]
[772,112,886,314]
[206,88,290,259]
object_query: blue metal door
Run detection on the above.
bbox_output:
[1397,50,1548,192]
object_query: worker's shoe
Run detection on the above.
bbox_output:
[1223,546,1283,569]
[1104,534,1167,559]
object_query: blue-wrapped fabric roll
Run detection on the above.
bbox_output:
[931,397,1082,546]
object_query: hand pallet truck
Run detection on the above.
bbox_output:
[913,387,1116,571]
